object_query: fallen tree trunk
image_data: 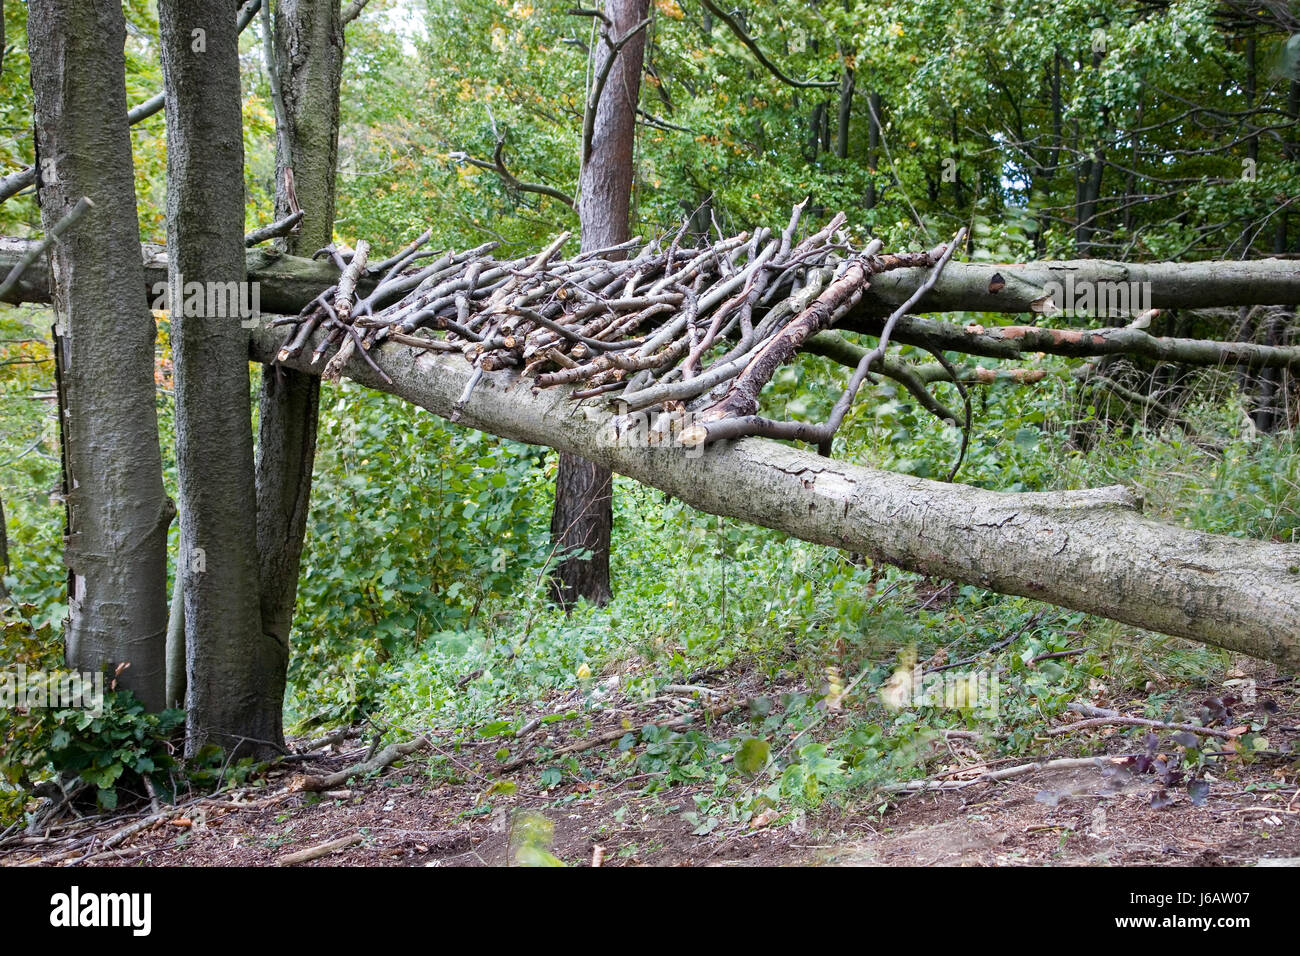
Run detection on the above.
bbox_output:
[250,320,1300,671]
[856,257,1300,316]
[4,240,1299,318]
[0,240,359,315]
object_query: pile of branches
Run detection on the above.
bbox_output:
[272,203,966,459]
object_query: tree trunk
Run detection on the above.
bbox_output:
[159,0,281,757]
[28,0,171,710]
[251,322,1300,671]
[864,91,880,210]
[0,492,8,602]
[254,0,342,690]
[6,242,1300,321]
[552,0,649,607]
[835,60,853,161]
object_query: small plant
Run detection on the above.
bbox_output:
[43,691,185,810]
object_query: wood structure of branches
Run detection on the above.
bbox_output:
[271,202,970,460]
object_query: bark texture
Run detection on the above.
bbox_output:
[551,0,649,607]
[255,0,341,679]
[851,258,1300,318]
[28,0,171,709]
[160,0,281,756]
[5,243,1298,320]
[251,321,1300,671]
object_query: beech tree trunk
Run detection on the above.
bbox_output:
[551,0,649,607]
[28,0,171,710]
[160,0,282,757]
[250,321,1300,671]
[255,0,342,693]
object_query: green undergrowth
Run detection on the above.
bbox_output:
[0,304,1288,827]
[284,372,1276,823]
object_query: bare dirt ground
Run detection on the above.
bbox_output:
[4,665,1298,868]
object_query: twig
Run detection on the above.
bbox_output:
[580,16,653,168]
[341,0,371,26]
[244,210,304,247]
[291,736,431,791]
[276,832,363,866]
[0,197,93,299]
[1047,715,1239,741]
[881,756,1131,793]
[497,698,744,774]
[697,0,838,90]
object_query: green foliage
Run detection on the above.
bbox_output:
[510,809,566,866]
[42,692,185,811]
[287,383,554,727]
[0,607,63,796]
[0,607,184,819]
[0,308,64,627]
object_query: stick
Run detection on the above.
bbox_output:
[1047,715,1239,741]
[276,832,363,866]
[0,197,93,299]
[497,699,743,774]
[880,756,1130,793]
[291,736,431,791]
[322,240,371,382]
[244,210,305,247]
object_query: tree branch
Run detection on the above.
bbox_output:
[0,197,93,300]
[580,15,653,168]
[342,0,371,26]
[0,0,263,205]
[450,140,576,210]
[245,210,305,247]
[249,315,1300,669]
[698,0,838,90]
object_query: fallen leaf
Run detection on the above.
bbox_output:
[750,808,780,829]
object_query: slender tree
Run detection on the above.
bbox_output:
[550,0,650,607]
[254,0,345,717]
[159,0,280,756]
[27,0,171,710]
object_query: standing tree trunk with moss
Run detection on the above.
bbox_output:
[253,0,344,721]
[159,0,281,757]
[550,0,650,608]
[27,0,171,710]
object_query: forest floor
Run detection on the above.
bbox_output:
[3,656,1298,868]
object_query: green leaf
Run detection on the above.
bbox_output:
[735,737,771,776]
[483,779,517,797]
